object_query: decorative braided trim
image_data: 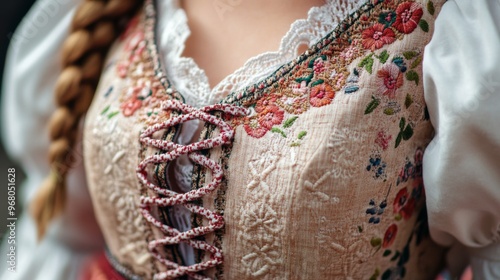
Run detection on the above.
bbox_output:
[137,100,248,279]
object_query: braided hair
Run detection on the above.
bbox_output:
[31,0,144,240]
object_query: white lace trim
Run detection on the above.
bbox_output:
[156,0,368,108]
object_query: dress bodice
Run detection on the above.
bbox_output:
[83,0,447,279]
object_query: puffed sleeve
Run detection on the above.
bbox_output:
[422,0,500,278]
[0,0,104,279]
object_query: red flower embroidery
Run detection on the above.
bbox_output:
[255,96,278,113]
[393,187,416,220]
[313,58,326,74]
[244,117,269,138]
[117,61,130,78]
[309,83,335,107]
[383,224,398,248]
[125,31,145,52]
[291,81,309,95]
[258,105,285,129]
[375,131,392,150]
[414,148,424,164]
[412,176,425,199]
[120,97,142,117]
[377,64,404,98]
[330,71,347,91]
[393,2,424,34]
[120,16,140,41]
[362,24,396,51]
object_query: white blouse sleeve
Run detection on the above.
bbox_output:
[423,0,500,278]
[0,0,104,279]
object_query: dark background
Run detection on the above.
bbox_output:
[0,0,37,239]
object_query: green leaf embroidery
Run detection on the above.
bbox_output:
[384,108,395,115]
[402,125,414,140]
[107,111,119,119]
[365,96,380,114]
[308,56,325,68]
[378,50,390,64]
[427,1,435,15]
[399,117,406,129]
[290,142,301,147]
[383,250,392,257]
[310,79,324,87]
[405,70,420,85]
[419,19,429,32]
[382,269,392,280]
[402,51,418,60]
[395,213,403,221]
[295,73,314,84]
[359,54,375,74]
[101,105,110,115]
[370,237,382,248]
[271,127,287,138]
[396,118,413,148]
[400,246,411,266]
[297,131,307,140]
[308,58,316,68]
[395,133,403,148]
[369,268,381,280]
[405,94,413,108]
[283,116,299,128]
[391,251,401,261]
[410,56,423,69]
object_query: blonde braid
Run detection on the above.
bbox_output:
[31,0,143,240]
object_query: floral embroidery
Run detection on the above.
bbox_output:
[375,131,392,150]
[366,147,431,280]
[377,64,404,99]
[362,24,396,51]
[224,1,429,140]
[382,224,398,248]
[275,90,309,115]
[113,15,174,124]
[309,82,336,107]
[257,105,285,130]
[397,147,423,185]
[366,199,388,224]
[393,187,416,220]
[237,150,283,278]
[313,57,327,74]
[328,128,367,179]
[120,97,142,117]
[244,118,269,138]
[394,2,424,34]
[366,153,387,180]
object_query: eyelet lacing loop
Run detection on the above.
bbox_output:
[136,100,248,280]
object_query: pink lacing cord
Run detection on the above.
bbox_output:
[136,100,249,280]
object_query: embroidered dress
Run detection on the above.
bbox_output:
[3,0,500,280]
[83,0,447,279]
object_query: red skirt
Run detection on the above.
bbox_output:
[80,251,127,280]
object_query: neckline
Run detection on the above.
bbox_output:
[155,0,349,108]
[144,0,379,107]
